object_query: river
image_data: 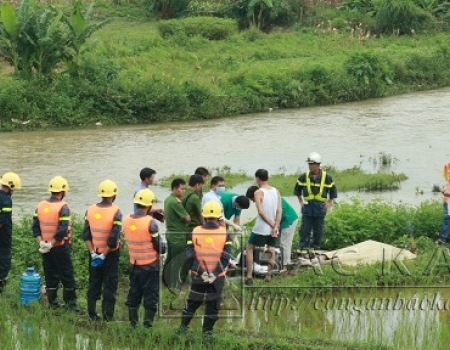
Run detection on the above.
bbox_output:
[3,88,450,349]
[2,87,449,220]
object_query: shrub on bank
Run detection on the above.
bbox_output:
[157,16,238,40]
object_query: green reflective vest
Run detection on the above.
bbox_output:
[297,171,332,202]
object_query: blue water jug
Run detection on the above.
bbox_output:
[20,267,41,305]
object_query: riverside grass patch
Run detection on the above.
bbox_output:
[2,17,450,130]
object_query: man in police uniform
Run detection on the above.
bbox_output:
[32,176,80,311]
[178,201,233,336]
[0,172,21,294]
[83,180,122,322]
[293,152,337,259]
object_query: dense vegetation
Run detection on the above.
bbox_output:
[1,0,450,130]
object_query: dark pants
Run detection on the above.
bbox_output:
[183,274,225,320]
[439,203,450,242]
[87,250,119,302]
[0,249,12,281]
[42,245,76,289]
[125,266,159,312]
[299,215,325,251]
[164,234,188,289]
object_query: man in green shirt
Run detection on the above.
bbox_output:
[194,167,210,200]
[246,186,298,272]
[183,174,204,233]
[220,192,250,231]
[164,178,190,289]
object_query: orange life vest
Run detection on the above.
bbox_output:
[37,200,71,247]
[123,215,158,266]
[192,226,228,277]
[87,204,120,254]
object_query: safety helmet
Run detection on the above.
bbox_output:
[202,201,223,219]
[134,188,155,207]
[97,179,118,197]
[0,172,22,190]
[48,176,69,192]
[443,163,450,180]
[306,152,322,164]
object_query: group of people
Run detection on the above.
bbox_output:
[0,152,339,336]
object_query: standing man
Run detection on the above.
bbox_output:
[83,180,122,322]
[245,169,281,284]
[220,191,250,231]
[178,201,233,337]
[32,176,80,311]
[133,167,163,218]
[123,189,165,328]
[183,174,204,233]
[202,176,226,227]
[294,152,337,259]
[246,186,298,273]
[164,178,190,288]
[436,162,450,245]
[0,172,21,294]
[194,167,210,200]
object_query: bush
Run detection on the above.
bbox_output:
[344,51,393,99]
[157,16,238,40]
[374,0,436,34]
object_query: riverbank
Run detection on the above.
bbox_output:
[1,9,450,131]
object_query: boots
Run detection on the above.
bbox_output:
[128,307,139,328]
[102,300,116,322]
[202,316,217,336]
[143,309,156,328]
[87,298,101,321]
[63,288,81,313]
[47,288,63,308]
[177,309,194,334]
[0,280,5,294]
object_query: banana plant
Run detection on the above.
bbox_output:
[0,0,34,73]
[64,0,112,72]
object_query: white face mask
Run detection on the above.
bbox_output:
[216,186,226,195]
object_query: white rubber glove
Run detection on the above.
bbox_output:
[201,271,209,283]
[91,252,98,260]
[232,224,242,232]
[44,242,53,250]
[39,241,47,249]
[207,273,217,284]
[98,254,106,261]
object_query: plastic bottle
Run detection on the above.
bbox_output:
[20,267,41,305]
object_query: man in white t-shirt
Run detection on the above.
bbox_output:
[245,169,281,284]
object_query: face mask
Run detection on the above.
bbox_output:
[217,186,226,195]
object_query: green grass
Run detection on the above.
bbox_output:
[169,165,408,196]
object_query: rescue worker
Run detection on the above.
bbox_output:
[32,176,80,311]
[123,188,166,328]
[83,180,122,322]
[178,201,233,336]
[436,163,450,244]
[0,172,21,294]
[293,152,337,259]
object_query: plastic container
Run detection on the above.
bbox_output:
[20,267,41,305]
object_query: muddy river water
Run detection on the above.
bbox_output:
[2,88,450,349]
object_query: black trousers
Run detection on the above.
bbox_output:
[42,245,76,289]
[125,266,159,312]
[184,275,225,320]
[299,215,325,251]
[0,249,12,280]
[87,250,119,302]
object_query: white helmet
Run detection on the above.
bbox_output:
[306,152,321,164]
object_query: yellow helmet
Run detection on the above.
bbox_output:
[97,179,118,197]
[0,172,21,190]
[202,201,222,219]
[48,176,69,192]
[134,188,155,207]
